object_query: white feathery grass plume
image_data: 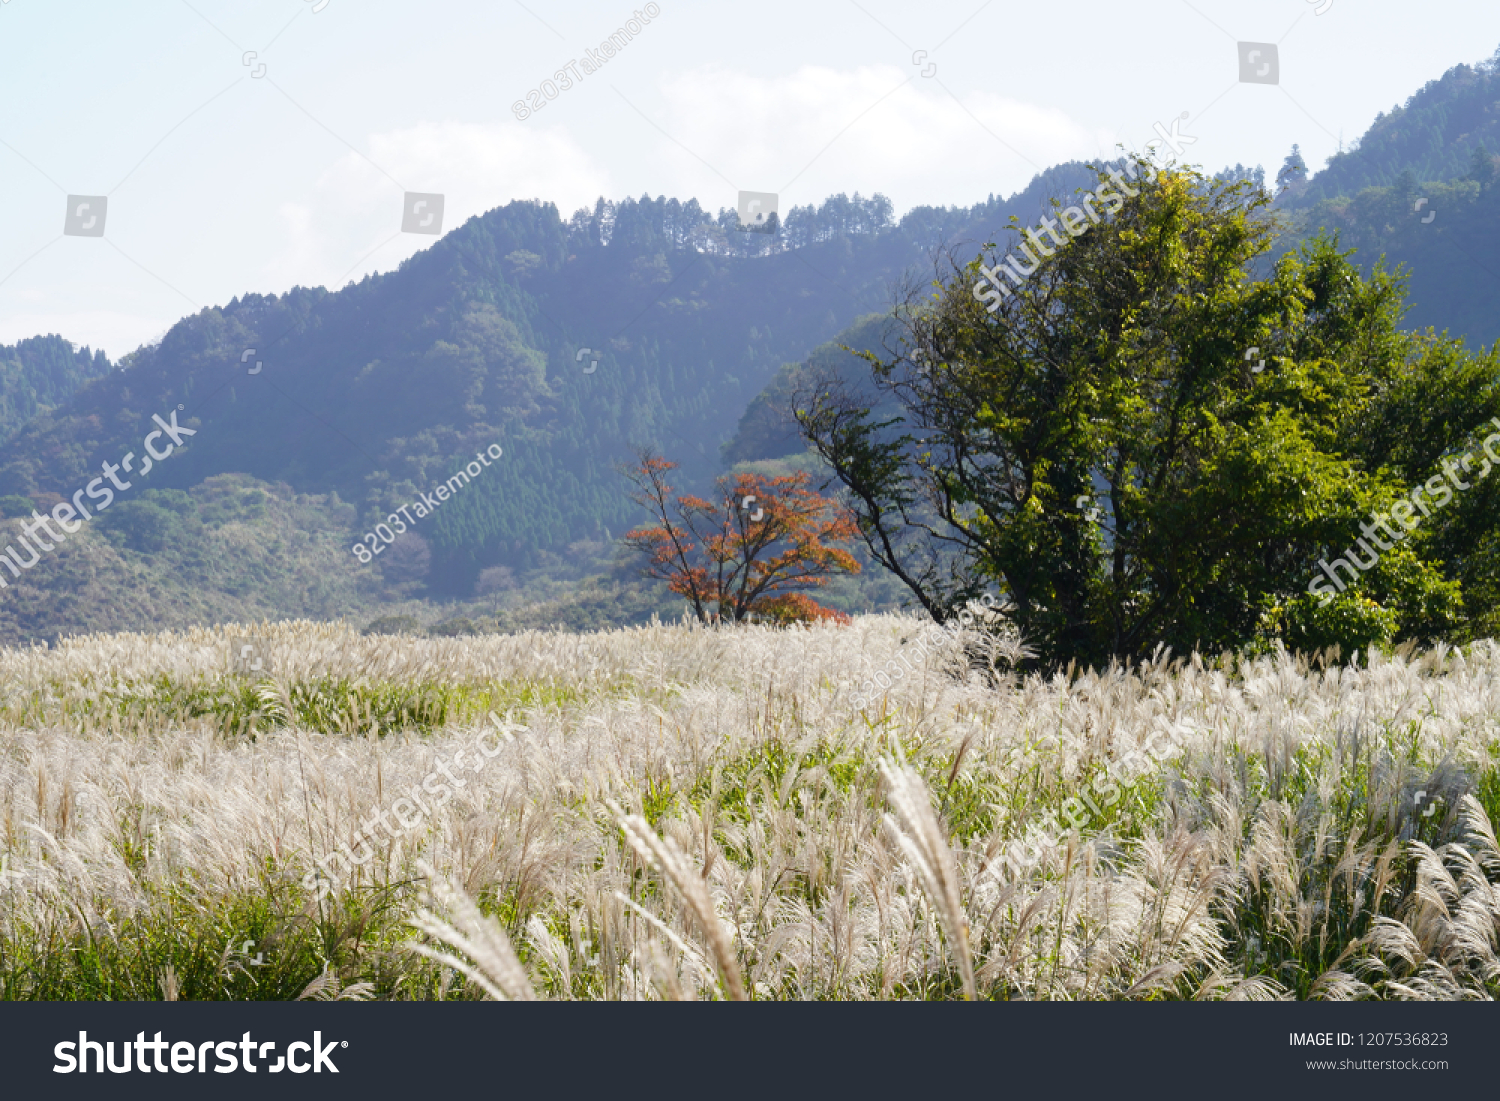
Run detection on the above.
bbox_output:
[613,890,719,991]
[525,913,573,997]
[296,965,376,1001]
[1307,969,1373,1001]
[404,861,537,1001]
[607,800,748,1001]
[1191,970,1290,1001]
[877,758,977,1000]
[18,615,1500,1002]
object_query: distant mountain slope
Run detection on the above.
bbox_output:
[1283,172,1500,349]
[1294,47,1500,206]
[730,48,1500,468]
[0,335,111,446]
[0,472,680,646]
[1263,45,1500,349]
[19,32,1500,633]
[723,313,900,465]
[0,172,1125,604]
[0,475,360,644]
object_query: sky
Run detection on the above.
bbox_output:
[1,0,1498,358]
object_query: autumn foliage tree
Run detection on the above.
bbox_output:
[622,451,860,624]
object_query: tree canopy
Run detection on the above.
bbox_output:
[622,451,859,624]
[796,159,1500,669]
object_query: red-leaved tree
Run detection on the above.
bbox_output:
[622,450,860,625]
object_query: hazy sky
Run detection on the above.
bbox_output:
[2,0,1497,357]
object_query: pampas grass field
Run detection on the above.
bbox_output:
[3,612,1500,1001]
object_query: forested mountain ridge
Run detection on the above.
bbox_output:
[1280,167,1500,349]
[0,335,111,446]
[1256,46,1500,349]
[725,47,1500,470]
[0,172,1124,603]
[1292,47,1500,206]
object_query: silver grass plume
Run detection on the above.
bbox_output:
[405,861,537,1001]
[608,800,748,1001]
[296,966,376,1001]
[877,758,977,1000]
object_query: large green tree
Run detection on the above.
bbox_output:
[796,159,1500,668]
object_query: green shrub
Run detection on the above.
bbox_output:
[364,615,424,636]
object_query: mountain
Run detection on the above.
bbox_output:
[723,313,900,466]
[1281,167,1500,349]
[0,181,1106,637]
[0,335,111,447]
[8,43,1500,640]
[1258,46,1500,350]
[724,47,1500,472]
[0,169,1138,619]
[1292,47,1500,206]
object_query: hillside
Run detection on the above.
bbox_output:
[0,335,111,447]
[1294,48,1500,206]
[726,49,1500,471]
[0,471,698,646]
[1282,170,1500,349]
[1261,48,1500,348]
[0,164,1142,637]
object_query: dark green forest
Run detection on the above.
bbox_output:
[0,335,111,443]
[1294,46,1500,204]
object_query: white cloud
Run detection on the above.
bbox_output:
[653,65,1116,213]
[0,71,1112,354]
[263,121,612,290]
